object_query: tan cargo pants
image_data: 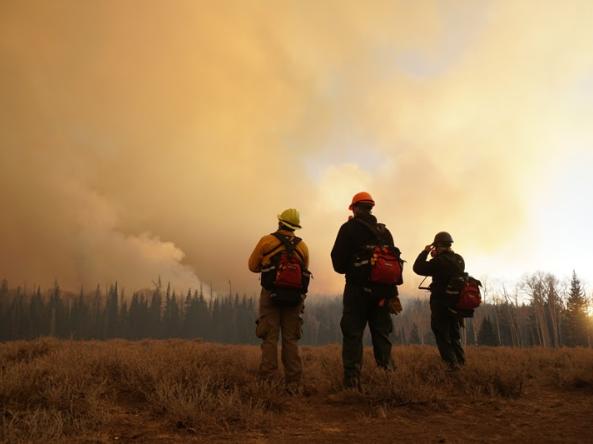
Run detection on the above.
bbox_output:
[255,289,304,384]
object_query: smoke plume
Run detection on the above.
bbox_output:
[1,1,593,294]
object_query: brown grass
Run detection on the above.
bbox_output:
[1,339,592,442]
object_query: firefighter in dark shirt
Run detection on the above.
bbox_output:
[331,192,402,389]
[413,232,465,369]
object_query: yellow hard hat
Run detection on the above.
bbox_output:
[277,208,301,230]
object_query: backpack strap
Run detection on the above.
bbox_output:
[271,232,305,264]
[353,218,391,246]
[442,253,465,275]
[263,242,284,259]
[443,254,467,296]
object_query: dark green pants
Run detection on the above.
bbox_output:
[340,283,394,387]
[431,303,465,367]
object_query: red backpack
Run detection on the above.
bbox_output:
[352,219,404,287]
[260,233,310,292]
[369,245,403,285]
[456,277,482,310]
[274,245,303,289]
[446,274,482,315]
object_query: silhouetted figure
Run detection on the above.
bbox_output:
[413,232,465,370]
[331,192,402,389]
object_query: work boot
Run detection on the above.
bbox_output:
[257,372,279,383]
[378,363,396,372]
[445,362,461,373]
[344,376,361,391]
[285,382,303,396]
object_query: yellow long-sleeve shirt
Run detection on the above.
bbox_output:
[248,229,309,273]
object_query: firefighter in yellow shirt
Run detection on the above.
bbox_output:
[248,209,310,392]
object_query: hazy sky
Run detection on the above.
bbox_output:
[1,0,593,296]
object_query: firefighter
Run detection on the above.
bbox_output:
[413,232,465,370]
[331,192,402,389]
[248,208,309,392]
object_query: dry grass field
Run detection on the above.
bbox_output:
[1,339,593,443]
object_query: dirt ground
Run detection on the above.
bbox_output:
[94,386,593,443]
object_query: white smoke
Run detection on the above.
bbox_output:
[70,185,202,291]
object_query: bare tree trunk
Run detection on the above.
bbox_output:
[503,286,519,347]
[494,306,502,345]
[525,273,551,347]
[546,304,559,348]
[545,275,561,348]
[537,304,550,347]
[470,318,476,344]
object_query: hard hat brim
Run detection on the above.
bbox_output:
[277,216,301,230]
[349,200,375,210]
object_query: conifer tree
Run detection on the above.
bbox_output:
[477,317,499,346]
[149,285,162,338]
[409,323,420,344]
[163,291,181,337]
[105,283,119,337]
[565,271,588,346]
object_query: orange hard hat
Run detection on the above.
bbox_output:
[349,191,375,210]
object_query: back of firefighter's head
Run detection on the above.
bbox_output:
[277,208,301,232]
[349,192,375,216]
[433,231,454,249]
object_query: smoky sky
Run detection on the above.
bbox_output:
[2,1,593,295]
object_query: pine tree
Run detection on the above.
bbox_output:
[128,293,141,339]
[565,271,588,347]
[478,317,499,346]
[70,287,86,339]
[149,285,162,338]
[181,290,193,338]
[409,323,420,345]
[163,291,180,337]
[105,283,119,338]
[423,331,435,345]
[195,290,210,339]
[48,281,67,337]
[29,287,45,338]
[119,296,129,338]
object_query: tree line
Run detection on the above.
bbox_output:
[0,272,591,347]
[396,271,592,348]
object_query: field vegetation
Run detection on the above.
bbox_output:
[1,339,593,443]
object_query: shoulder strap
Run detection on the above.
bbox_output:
[263,236,284,258]
[440,253,465,276]
[353,218,390,244]
[271,233,305,263]
[453,253,465,273]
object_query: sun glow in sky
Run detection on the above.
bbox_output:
[1,1,593,296]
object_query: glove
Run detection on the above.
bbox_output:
[388,296,403,315]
